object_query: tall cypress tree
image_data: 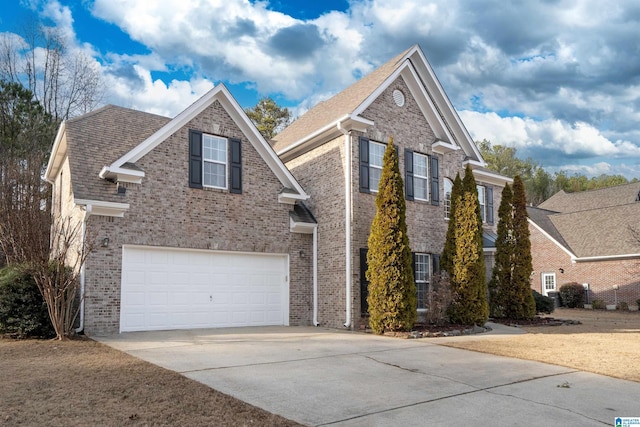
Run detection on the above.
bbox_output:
[489,183,514,317]
[447,165,489,325]
[441,173,463,275]
[510,176,536,319]
[366,137,416,334]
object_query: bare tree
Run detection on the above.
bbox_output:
[30,216,93,340]
[0,18,103,120]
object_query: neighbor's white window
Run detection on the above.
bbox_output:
[542,273,556,296]
[413,153,429,201]
[369,140,385,192]
[415,253,430,310]
[203,134,227,189]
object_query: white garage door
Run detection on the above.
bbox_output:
[120,246,289,332]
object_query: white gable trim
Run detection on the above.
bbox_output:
[472,168,513,186]
[100,84,308,201]
[74,198,130,217]
[528,218,576,259]
[45,121,67,183]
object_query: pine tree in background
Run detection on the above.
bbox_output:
[366,138,416,334]
[441,173,462,275]
[489,183,514,317]
[447,165,489,326]
[509,176,536,319]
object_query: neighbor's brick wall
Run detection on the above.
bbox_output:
[81,99,313,335]
[530,223,640,306]
[286,136,348,328]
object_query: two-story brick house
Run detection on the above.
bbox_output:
[272,45,511,329]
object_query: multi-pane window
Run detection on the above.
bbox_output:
[542,273,556,296]
[444,178,453,219]
[414,253,430,310]
[203,134,227,188]
[413,153,429,200]
[477,185,486,222]
[369,141,385,192]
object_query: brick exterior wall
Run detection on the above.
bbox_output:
[74,100,313,335]
[530,223,640,306]
[287,76,503,329]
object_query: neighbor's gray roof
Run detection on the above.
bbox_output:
[530,183,640,258]
[271,46,413,152]
[538,182,640,213]
[65,105,170,203]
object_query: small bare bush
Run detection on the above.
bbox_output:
[425,273,454,325]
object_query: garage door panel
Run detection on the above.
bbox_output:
[120,246,288,332]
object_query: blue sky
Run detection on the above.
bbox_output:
[2,0,640,179]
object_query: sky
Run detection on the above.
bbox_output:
[2,0,640,179]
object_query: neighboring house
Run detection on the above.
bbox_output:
[45,84,316,335]
[528,182,640,307]
[272,45,510,329]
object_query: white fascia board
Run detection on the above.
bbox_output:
[432,139,460,155]
[74,198,130,217]
[277,115,351,158]
[45,121,67,183]
[573,253,640,262]
[290,217,317,234]
[410,48,485,163]
[471,168,513,186]
[528,218,576,259]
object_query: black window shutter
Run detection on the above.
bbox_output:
[189,130,203,189]
[360,248,369,315]
[412,252,417,280]
[432,254,441,275]
[430,156,440,205]
[229,138,242,194]
[405,149,414,201]
[486,187,494,224]
[359,136,370,193]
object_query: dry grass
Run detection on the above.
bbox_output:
[0,337,301,427]
[441,308,640,382]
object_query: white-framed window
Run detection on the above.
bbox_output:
[444,178,453,219]
[477,185,486,222]
[541,273,556,296]
[413,153,429,201]
[368,140,385,192]
[203,134,228,189]
[414,253,430,310]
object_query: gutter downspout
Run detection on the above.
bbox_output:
[338,121,352,328]
[75,208,89,333]
[313,225,319,326]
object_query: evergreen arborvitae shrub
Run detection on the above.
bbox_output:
[441,173,463,275]
[532,290,554,314]
[366,138,416,334]
[510,176,536,319]
[489,183,513,318]
[447,166,489,326]
[0,265,54,338]
[559,282,585,308]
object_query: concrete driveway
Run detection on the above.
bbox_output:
[96,325,639,426]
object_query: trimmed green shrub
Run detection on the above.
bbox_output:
[617,301,629,311]
[532,290,554,314]
[592,299,606,310]
[558,282,585,308]
[0,265,54,338]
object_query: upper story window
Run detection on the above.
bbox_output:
[189,129,242,193]
[368,140,385,192]
[203,135,227,188]
[476,184,494,224]
[405,149,439,205]
[444,178,453,219]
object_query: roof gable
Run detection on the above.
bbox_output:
[99,84,308,202]
[272,45,484,165]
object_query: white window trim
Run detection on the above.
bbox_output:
[369,140,385,193]
[477,185,486,223]
[413,152,429,201]
[444,178,453,220]
[541,272,557,296]
[203,134,228,190]
[415,253,430,311]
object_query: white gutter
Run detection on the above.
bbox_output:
[338,121,352,328]
[313,226,319,326]
[573,253,640,262]
[75,209,88,333]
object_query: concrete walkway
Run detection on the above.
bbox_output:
[96,326,639,426]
